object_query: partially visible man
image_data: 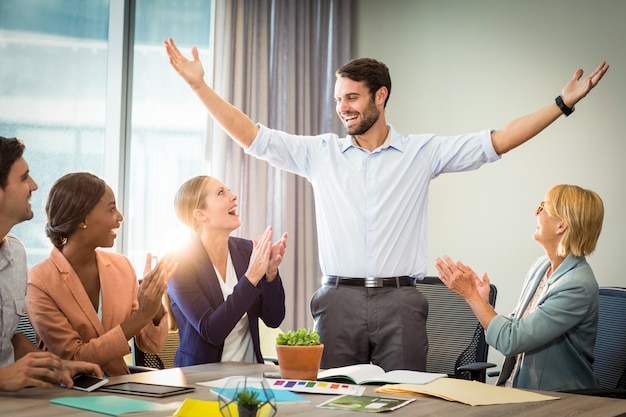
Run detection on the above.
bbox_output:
[0,136,103,392]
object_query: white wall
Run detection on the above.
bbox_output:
[355,0,625,378]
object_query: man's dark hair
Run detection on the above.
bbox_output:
[0,136,26,189]
[336,58,392,107]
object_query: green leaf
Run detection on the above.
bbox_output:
[275,328,320,346]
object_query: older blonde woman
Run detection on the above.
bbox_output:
[436,184,604,391]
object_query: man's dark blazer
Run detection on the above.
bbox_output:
[167,235,285,366]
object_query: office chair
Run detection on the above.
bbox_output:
[134,324,282,368]
[133,330,180,371]
[415,276,497,382]
[259,322,282,365]
[563,287,626,398]
[131,291,180,372]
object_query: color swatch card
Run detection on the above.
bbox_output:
[197,376,365,396]
[266,378,366,396]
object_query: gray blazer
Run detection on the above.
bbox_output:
[487,254,599,391]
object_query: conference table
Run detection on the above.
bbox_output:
[2,362,626,416]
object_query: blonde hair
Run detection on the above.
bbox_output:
[545,184,604,257]
[174,175,212,233]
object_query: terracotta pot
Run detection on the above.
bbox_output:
[275,344,324,381]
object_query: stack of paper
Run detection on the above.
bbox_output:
[375,378,559,406]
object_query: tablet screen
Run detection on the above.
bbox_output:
[99,382,195,397]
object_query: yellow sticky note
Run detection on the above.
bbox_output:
[174,398,222,417]
[174,399,276,417]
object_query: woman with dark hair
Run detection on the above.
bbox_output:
[436,184,604,391]
[26,172,176,376]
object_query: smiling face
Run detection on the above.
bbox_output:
[82,185,123,248]
[334,77,383,136]
[194,177,241,233]
[532,199,565,253]
[0,157,38,229]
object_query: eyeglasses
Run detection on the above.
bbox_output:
[536,201,547,215]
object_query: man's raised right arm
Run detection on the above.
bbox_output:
[164,38,259,148]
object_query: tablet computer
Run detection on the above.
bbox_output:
[99,381,195,398]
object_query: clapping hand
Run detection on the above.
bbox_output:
[138,253,178,322]
[267,230,288,282]
[245,226,287,285]
[435,255,491,302]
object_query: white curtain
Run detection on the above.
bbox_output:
[207,0,353,330]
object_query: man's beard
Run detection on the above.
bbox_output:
[344,100,380,136]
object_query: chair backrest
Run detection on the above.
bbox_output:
[415,276,497,381]
[259,322,283,364]
[134,330,180,370]
[593,287,626,389]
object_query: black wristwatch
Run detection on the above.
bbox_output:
[555,95,574,117]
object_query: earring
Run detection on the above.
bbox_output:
[80,224,87,229]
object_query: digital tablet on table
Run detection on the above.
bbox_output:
[99,381,195,398]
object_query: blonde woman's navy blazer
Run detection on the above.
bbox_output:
[167,236,285,366]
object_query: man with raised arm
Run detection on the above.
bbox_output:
[164,38,608,371]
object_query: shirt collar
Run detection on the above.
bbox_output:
[343,125,404,153]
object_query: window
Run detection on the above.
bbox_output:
[126,0,212,270]
[0,0,110,265]
[0,0,212,271]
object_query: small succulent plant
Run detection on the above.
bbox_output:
[235,388,261,405]
[275,328,321,346]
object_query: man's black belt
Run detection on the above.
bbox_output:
[323,275,415,288]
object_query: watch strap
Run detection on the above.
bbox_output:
[555,95,574,116]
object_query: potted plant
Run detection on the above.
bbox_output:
[275,328,324,380]
[235,388,262,417]
[217,377,276,417]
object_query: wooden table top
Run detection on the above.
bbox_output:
[2,362,625,416]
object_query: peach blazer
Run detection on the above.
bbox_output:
[26,247,167,376]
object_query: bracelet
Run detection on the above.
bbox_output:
[555,95,574,117]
